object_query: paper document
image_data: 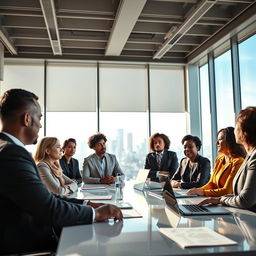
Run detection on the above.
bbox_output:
[159,227,237,249]
[114,202,133,209]
[82,195,112,200]
[122,209,142,218]
[81,185,108,190]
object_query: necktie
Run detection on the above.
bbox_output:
[157,153,161,169]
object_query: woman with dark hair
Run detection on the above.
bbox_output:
[187,127,245,197]
[59,138,82,184]
[144,133,178,181]
[171,135,210,189]
[199,107,256,212]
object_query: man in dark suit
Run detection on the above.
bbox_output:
[144,133,179,182]
[0,89,122,254]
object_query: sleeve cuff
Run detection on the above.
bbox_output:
[83,200,96,222]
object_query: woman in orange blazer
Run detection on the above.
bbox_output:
[187,127,246,197]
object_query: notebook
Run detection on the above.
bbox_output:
[163,186,231,216]
[148,177,198,199]
[133,169,162,191]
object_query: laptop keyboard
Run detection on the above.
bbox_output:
[182,204,209,212]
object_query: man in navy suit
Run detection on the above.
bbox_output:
[0,89,122,254]
[144,133,179,182]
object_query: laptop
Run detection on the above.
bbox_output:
[133,169,162,191]
[163,186,231,216]
[148,177,198,199]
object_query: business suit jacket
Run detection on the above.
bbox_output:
[221,148,256,212]
[0,133,93,254]
[82,153,124,184]
[144,150,179,182]
[172,154,210,189]
[37,161,78,196]
[200,154,244,197]
[59,156,82,184]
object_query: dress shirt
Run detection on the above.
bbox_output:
[2,132,25,148]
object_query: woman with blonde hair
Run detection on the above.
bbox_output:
[34,137,78,196]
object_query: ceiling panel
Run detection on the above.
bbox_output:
[0,0,255,63]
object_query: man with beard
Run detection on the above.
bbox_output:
[83,133,124,184]
[0,89,122,254]
[145,133,179,182]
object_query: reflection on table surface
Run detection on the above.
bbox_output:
[58,181,256,256]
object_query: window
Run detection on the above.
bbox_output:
[100,112,148,180]
[150,66,186,161]
[239,34,256,108]
[1,62,45,154]
[214,50,235,130]
[199,64,212,161]
[46,112,96,168]
[46,63,97,167]
[99,65,148,180]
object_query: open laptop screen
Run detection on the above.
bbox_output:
[163,190,180,216]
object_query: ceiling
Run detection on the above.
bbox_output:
[0,0,255,63]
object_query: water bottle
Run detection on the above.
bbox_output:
[115,173,123,201]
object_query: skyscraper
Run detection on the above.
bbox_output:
[127,132,133,152]
[116,128,124,160]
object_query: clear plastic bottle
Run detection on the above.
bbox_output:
[115,173,123,201]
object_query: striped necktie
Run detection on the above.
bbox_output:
[156,153,162,169]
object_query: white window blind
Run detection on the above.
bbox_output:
[1,62,45,106]
[47,63,96,112]
[99,65,147,112]
[150,67,185,113]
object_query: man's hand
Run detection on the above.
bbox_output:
[187,187,204,196]
[95,204,123,222]
[198,197,221,206]
[100,175,115,184]
[171,180,181,188]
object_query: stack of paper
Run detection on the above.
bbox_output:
[158,227,237,249]
[81,185,108,191]
[82,194,112,200]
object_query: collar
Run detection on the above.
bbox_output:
[248,147,256,156]
[156,151,164,156]
[2,132,25,148]
[95,153,106,160]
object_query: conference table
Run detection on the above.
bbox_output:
[57,181,256,256]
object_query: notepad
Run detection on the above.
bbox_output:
[122,209,142,218]
[82,195,113,200]
[158,227,237,249]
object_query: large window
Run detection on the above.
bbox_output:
[2,60,187,179]
[214,50,235,130]
[99,65,148,180]
[199,64,212,161]
[46,63,97,167]
[150,66,186,161]
[239,34,256,108]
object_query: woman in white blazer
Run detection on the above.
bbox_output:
[35,137,78,196]
[199,107,256,212]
